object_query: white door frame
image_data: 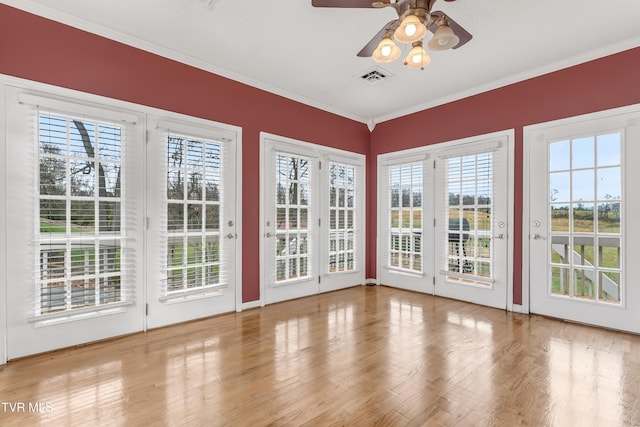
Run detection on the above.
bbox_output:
[145,113,243,329]
[0,81,7,364]
[377,129,515,310]
[523,103,640,325]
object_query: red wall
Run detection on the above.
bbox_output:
[0,5,369,302]
[368,47,640,304]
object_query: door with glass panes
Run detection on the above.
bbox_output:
[378,133,511,309]
[5,88,145,359]
[527,108,640,332]
[261,134,365,305]
[434,138,510,309]
[146,117,238,329]
[321,158,365,293]
[377,154,434,293]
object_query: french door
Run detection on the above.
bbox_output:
[526,107,640,332]
[5,88,145,359]
[145,117,239,329]
[261,134,365,305]
[378,131,512,309]
[434,139,510,309]
[378,154,434,293]
[3,86,241,360]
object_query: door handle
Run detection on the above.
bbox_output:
[265,232,273,238]
[225,233,236,239]
[532,233,545,240]
[494,233,505,240]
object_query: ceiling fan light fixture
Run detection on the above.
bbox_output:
[394,14,427,44]
[403,41,431,69]
[427,21,460,51]
[372,35,401,63]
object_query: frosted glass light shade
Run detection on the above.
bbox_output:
[403,42,431,69]
[427,22,460,51]
[372,36,401,63]
[394,15,427,44]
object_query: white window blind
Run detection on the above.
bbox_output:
[35,109,136,320]
[439,150,498,286]
[383,161,424,274]
[272,151,315,284]
[156,129,232,301]
[328,162,356,273]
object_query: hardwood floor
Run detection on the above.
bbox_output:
[1,285,640,426]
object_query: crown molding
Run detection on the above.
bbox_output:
[372,36,640,124]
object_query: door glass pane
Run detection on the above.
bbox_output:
[328,162,356,273]
[445,152,494,286]
[389,162,422,272]
[38,113,124,315]
[275,153,312,282]
[165,135,222,294]
[547,132,623,305]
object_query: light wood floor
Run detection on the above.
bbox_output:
[1,286,640,426]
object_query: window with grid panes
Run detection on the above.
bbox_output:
[548,133,622,304]
[328,162,356,273]
[445,153,494,285]
[165,135,222,293]
[275,153,311,282]
[389,162,423,272]
[38,112,124,314]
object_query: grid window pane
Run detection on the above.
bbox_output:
[165,135,222,293]
[389,162,422,273]
[328,163,356,273]
[445,153,494,285]
[37,113,124,315]
[275,153,313,281]
[548,133,623,305]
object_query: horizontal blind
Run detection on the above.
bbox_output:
[156,127,233,301]
[438,149,498,286]
[269,150,315,285]
[382,159,426,274]
[327,161,357,273]
[34,107,136,321]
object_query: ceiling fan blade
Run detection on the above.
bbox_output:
[357,20,398,57]
[312,0,379,7]
[429,11,473,49]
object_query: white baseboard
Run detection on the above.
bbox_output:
[365,278,378,286]
[510,304,528,314]
[242,300,261,311]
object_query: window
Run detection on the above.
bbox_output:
[38,112,124,315]
[389,162,423,273]
[328,162,356,273]
[275,153,311,282]
[444,152,494,285]
[165,134,223,294]
[548,133,622,304]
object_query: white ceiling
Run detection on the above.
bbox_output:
[5,0,640,124]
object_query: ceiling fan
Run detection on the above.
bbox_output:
[311,0,472,69]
